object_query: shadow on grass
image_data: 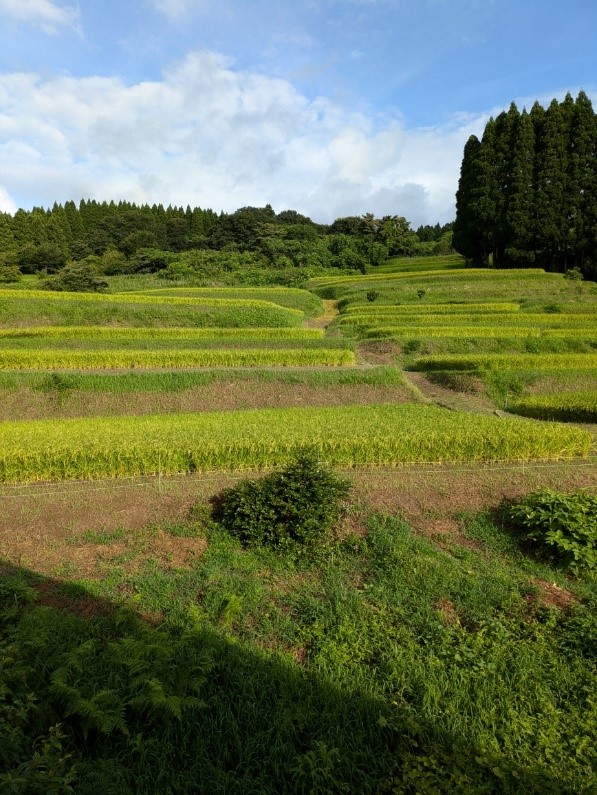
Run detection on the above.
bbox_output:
[0,561,583,794]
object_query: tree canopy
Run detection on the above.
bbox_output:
[453,92,597,277]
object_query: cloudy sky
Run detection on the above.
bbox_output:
[0,1,595,225]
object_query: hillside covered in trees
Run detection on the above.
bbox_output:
[0,200,453,288]
[453,91,596,277]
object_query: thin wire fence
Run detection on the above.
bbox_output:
[1,455,595,499]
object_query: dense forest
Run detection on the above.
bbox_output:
[0,199,453,287]
[453,91,597,277]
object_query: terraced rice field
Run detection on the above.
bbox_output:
[0,262,595,484]
[0,403,589,483]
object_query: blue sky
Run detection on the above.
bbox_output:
[0,0,595,225]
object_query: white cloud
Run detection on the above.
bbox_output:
[0,186,17,214]
[152,0,194,20]
[0,51,489,225]
[0,0,81,34]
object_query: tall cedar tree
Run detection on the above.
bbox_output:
[454,92,596,277]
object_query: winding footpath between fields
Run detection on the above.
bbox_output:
[309,298,501,416]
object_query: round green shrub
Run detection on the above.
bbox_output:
[212,452,351,552]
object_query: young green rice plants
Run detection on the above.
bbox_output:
[0,347,355,370]
[0,404,589,484]
[508,391,597,423]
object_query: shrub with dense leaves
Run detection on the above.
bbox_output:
[212,452,351,551]
[41,263,108,293]
[507,489,597,573]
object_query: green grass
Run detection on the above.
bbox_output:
[2,508,596,793]
[0,365,404,394]
[127,286,324,316]
[0,403,589,483]
[0,290,304,328]
[367,253,466,272]
[311,269,597,309]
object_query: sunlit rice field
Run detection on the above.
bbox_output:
[412,352,597,372]
[0,403,590,483]
[0,347,356,370]
[509,391,597,423]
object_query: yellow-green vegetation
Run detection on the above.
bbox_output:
[311,267,596,308]
[0,347,355,371]
[366,326,540,338]
[310,267,547,289]
[509,391,597,423]
[0,404,589,483]
[339,312,597,328]
[412,353,597,372]
[0,289,304,328]
[343,301,522,314]
[0,326,325,341]
[128,286,324,316]
[1,288,304,310]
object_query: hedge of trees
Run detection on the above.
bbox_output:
[0,199,454,285]
[453,92,596,277]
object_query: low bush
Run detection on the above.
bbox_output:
[0,264,21,283]
[507,489,597,573]
[41,263,108,293]
[211,452,351,552]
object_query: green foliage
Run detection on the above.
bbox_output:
[453,92,597,276]
[0,264,21,283]
[41,263,108,293]
[507,490,597,572]
[564,266,584,281]
[212,452,350,552]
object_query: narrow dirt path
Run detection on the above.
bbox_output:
[306,300,339,329]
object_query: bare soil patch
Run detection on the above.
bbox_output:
[531,579,579,611]
[356,340,403,365]
[2,463,595,584]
